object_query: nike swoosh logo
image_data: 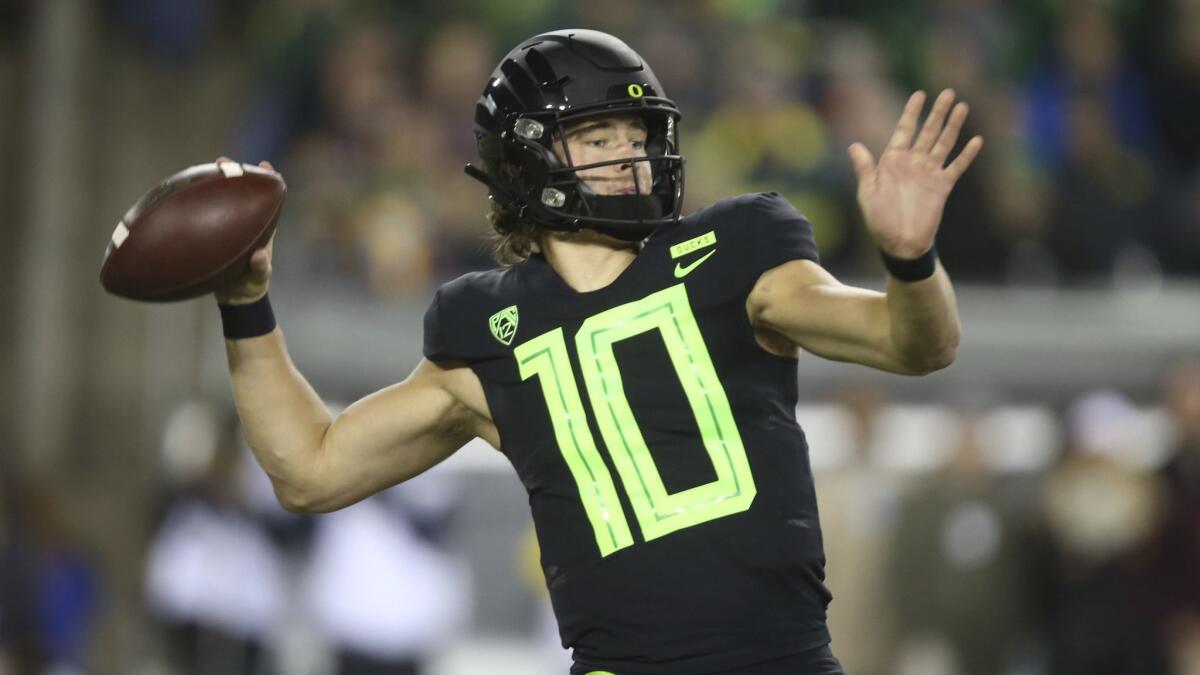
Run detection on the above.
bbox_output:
[674,249,716,278]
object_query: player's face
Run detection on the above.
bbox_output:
[558,115,654,196]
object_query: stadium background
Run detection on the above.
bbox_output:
[2,0,1200,673]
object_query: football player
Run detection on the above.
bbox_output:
[216,29,981,675]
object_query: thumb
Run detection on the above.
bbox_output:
[847,143,876,185]
[249,246,270,274]
[251,233,276,275]
[248,249,268,275]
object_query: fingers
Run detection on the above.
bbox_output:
[946,135,984,178]
[930,101,970,166]
[847,142,877,185]
[912,89,956,154]
[213,156,276,172]
[887,91,926,151]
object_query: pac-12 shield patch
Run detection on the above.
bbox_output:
[489,305,519,346]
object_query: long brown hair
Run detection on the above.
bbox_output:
[481,157,545,265]
[487,200,542,266]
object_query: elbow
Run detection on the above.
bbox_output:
[273,484,315,514]
[913,345,957,374]
[272,480,329,514]
[912,336,960,372]
[900,333,959,375]
[262,436,338,514]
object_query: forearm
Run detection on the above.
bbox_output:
[225,328,333,506]
[884,261,960,373]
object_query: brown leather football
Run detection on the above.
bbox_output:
[100,161,286,302]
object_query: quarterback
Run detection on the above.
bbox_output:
[216,29,980,675]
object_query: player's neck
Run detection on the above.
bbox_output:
[541,229,639,293]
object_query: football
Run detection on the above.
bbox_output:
[100,161,286,302]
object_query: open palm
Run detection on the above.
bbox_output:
[848,89,984,259]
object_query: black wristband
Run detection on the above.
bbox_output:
[880,246,938,282]
[218,293,276,339]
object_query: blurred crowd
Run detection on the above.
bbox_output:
[818,355,1200,675]
[2,399,473,675]
[93,0,1200,293]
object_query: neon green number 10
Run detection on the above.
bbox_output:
[514,284,756,556]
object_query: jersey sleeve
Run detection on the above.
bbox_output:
[422,285,455,363]
[744,192,820,275]
[421,271,507,364]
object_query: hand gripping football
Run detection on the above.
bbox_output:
[100,161,286,302]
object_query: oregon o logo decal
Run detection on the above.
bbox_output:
[627,83,644,98]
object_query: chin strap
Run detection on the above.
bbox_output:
[582,194,662,242]
[588,194,663,222]
[465,163,664,242]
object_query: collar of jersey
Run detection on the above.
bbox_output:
[525,249,650,300]
[520,220,679,299]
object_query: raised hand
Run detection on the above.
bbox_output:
[847,89,983,259]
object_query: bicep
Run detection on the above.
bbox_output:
[748,259,911,374]
[311,359,480,512]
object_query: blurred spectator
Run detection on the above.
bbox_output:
[144,401,287,675]
[1145,0,1200,173]
[886,405,1040,675]
[419,19,505,277]
[814,383,899,675]
[1147,357,1200,673]
[271,21,447,292]
[1044,90,1160,283]
[101,0,214,66]
[1038,390,1168,675]
[301,467,471,675]
[814,22,904,277]
[914,7,1031,282]
[517,527,575,673]
[0,467,99,675]
[0,467,44,674]
[1024,2,1156,170]
[1022,3,1160,282]
[232,0,343,164]
[1150,170,1200,278]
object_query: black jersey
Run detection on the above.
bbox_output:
[424,193,832,674]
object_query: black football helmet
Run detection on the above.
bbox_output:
[465,29,684,242]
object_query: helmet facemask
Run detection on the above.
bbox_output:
[530,111,683,242]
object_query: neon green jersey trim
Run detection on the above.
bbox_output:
[576,283,755,542]
[516,328,634,556]
[514,283,756,556]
